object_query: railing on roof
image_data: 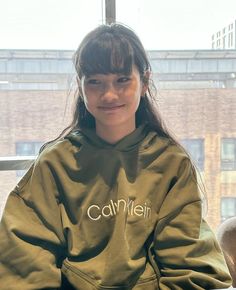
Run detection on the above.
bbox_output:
[0,156,35,171]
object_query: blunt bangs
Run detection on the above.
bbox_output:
[77,33,135,77]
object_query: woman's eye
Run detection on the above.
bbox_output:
[87,79,100,85]
[117,77,130,83]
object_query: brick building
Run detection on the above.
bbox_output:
[0,49,236,230]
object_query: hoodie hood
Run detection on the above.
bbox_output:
[66,123,155,152]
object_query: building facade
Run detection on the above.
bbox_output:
[0,49,236,230]
[212,19,236,49]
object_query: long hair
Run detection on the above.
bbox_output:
[50,23,179,144]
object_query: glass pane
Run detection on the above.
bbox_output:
[16,143,34,155]
[221,140,235,161]
[181,139,204,170]
[41,60,58,73]
[187,60,202,73]
[152,60,168,73]
[221,198,236,221]
[0,61,7,73]
[202,59,218,72]
[190,142,202,161]
[218,59,233,72]
[169,60,187,73]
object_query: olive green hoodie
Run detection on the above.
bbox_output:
[0,125,232,290]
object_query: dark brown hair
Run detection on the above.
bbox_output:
[55,23,178,143]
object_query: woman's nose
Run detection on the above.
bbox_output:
[101,83,119,102]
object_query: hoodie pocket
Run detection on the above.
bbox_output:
[62,260,159,290]
[62,261,97,290]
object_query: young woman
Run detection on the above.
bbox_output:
[0,23,232,290]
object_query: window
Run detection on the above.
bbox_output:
[228,33,232,47]
[222,36,226,49]
[16,141,43,156]
[187,60,202,72]
[24,60,41,73]
[221,138,236,170]
[201,59,217,72]
[151,59,169,73]
[218,59,233,72]
[15,141,43,176]
[13,82,58,90]
[181,139,204,171]
[168,59,187,73]
[0,60,7,73]
[58,60,74,73]
[230,32,233,47]
[221,197,236,222]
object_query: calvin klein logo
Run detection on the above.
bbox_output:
[87,198,151,221]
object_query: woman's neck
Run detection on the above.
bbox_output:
[95,123,136,144]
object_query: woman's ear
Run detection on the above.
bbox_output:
[141,70,151,96]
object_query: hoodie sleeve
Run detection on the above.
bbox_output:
[0,152,66,290]
[153,157,232,290]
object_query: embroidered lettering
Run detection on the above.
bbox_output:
[87,198,151,221]
[87,205,101,220]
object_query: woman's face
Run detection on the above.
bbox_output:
[81,65,148,141]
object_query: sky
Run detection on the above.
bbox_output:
[0,0,236,50]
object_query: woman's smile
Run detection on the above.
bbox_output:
[98,104,125,112]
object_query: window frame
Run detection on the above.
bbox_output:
[221,197,236,222]
[221,138,236,171]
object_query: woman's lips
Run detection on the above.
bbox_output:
[98,104,125,111]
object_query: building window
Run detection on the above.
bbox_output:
[16,141,43,156]
[221,197,236,222]
[16,141,43,176]
[0,60,7,73]
[228,33,231,47]
[222,36,226,49]
[181,139,204,171]
[221,138,236,170]
[230,32,233,47]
